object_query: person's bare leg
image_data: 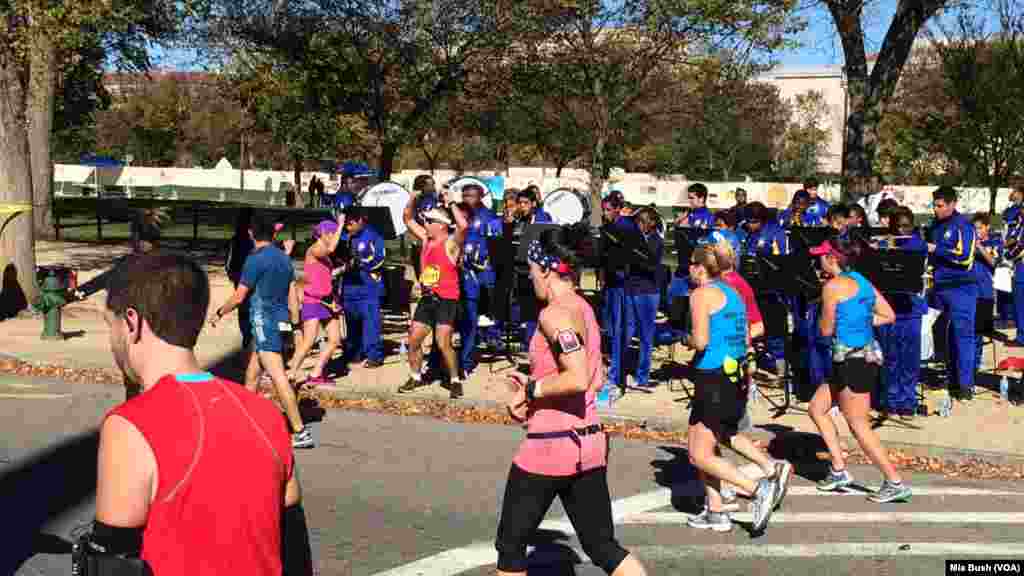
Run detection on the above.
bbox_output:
[407,322,430,376]
[259,350,304,432]
[244,344,262,392]
[611,554,649,576]
[728,435,776,477]
[839,388,902,482]
[688,423,758,496]
[808,381,846,471]
[312,318,341,379]
[435,324,459,382]
[288,318,321,381]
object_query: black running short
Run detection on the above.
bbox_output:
[688,368,745,441]
[413,294,458,327]
[832,357,878,395]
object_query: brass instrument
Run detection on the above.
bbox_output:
[788,203,806,227]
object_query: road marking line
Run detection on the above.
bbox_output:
[557,543,1024,567]
[0,393,71,399]
[657,484,1024,500]
[622,511,1024,525]
[370,488,670,576]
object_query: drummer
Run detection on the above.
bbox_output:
[517,187,553,224]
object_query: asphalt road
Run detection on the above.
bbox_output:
[3,374,1024,576]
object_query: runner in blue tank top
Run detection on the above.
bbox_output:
[808,238,911,504]
[686,245,779,534]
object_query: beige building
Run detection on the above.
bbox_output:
[756,65,847,175]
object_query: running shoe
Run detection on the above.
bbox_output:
[750,477,777,532]
[868,480,912,503]
[773,460,793,510]
[687,508,732,532]
[397,377,423,394]
[720,487,741,513]
[817,467,853,491]
[292,428,315,449]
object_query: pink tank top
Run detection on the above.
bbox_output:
[302,252,332,303]
[513,292,606,476]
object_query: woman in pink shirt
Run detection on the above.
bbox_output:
[288,216,345,386]
[498,230,648,576]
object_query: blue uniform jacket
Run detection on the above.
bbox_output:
[465,206,501,288]
[743,221,789,257]
[604,216,637,288]
[805,197,830,223]
[928,211,976,287]
[341,225,386,300]
[974,235,1003,300]
[528,208,553,224]
[626,231,664,295]
[688,207,714,229]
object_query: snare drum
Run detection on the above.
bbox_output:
[995,265,1014,293]
[541,187,592,225]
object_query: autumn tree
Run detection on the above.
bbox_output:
[814,0,959,194]
[1,0,182,307]
[506,0,803,225]
[776,90,832,180]
[653,62,788,180]
[196,0,536,180]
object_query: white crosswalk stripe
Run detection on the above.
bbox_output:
[372,482,1024,576]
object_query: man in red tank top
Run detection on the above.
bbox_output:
[400,189,470,397]
[80,254,312,576]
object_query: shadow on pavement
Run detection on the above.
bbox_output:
[651,446,703,514]
[526,529,583,575]
[0,430,99,575]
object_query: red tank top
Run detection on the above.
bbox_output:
[108,374,293,576]
[419,239,459,300]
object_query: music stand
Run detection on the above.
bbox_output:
[362,206,398,240]
[855,249,927,294]
[672,227,713,271]
[786,227,832,254]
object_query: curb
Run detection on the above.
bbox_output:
[312,385,1024,468]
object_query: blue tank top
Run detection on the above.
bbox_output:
[835,271,875,349]
[695,281,747,370]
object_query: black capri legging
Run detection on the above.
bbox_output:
[495,464,629,574]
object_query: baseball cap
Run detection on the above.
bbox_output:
[314,220,339,237]
[809,240,837,256]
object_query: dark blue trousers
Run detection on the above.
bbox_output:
[935,284,977,393]
[343,297,383,363]
[879,316,922,413]
[625,292,659,387]
[459,297,480,374]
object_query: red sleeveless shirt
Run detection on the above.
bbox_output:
[419,239,460,300]
[108,374,293,576]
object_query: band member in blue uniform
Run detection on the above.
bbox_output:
[741,202,789,373]
[927,186,977,401]
[778,190,810,227]
[679,183,714,229]
[803,177,830,224]
[517,187,553,224]
[826,204,849,237]
[599,191,636,405]
[1004,184,1024,339]
[625,208,664,389]
[973,213,1000,370]
[457,184,501,377]
[332,162,371,212]
[713,211,742,256]
[730,188,751,228]
[874,207,927,418]
[340,206,386,368]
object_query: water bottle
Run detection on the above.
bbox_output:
[938,389,952,417]
[749,382,760,404]
[1000,375,1010,401]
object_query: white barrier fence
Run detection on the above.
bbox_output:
[54,163,1014,214]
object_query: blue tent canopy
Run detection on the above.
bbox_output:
[80,155,124,168]
[337,161,375,177]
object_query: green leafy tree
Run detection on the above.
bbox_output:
[776,90,831,180]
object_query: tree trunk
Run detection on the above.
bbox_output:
[0,60,39,314]
[588,133,607,228]
[27,34,56,240]
[830,0,948,201]
[556,164,564,178]
[379,141,399,181]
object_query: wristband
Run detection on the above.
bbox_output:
[526,379,537,402]
[216,308,224,319]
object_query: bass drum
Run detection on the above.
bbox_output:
[447,176,493,210]
[542,187,592,226]
[360,181,411,237]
